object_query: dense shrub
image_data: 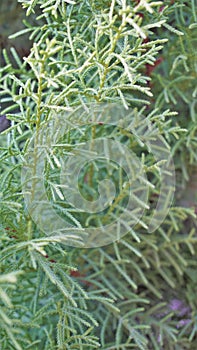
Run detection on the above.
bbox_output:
[0,1,196,349]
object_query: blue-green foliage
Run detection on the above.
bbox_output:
[0,0,196,349]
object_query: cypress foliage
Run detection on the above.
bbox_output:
[0,1,196,349]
